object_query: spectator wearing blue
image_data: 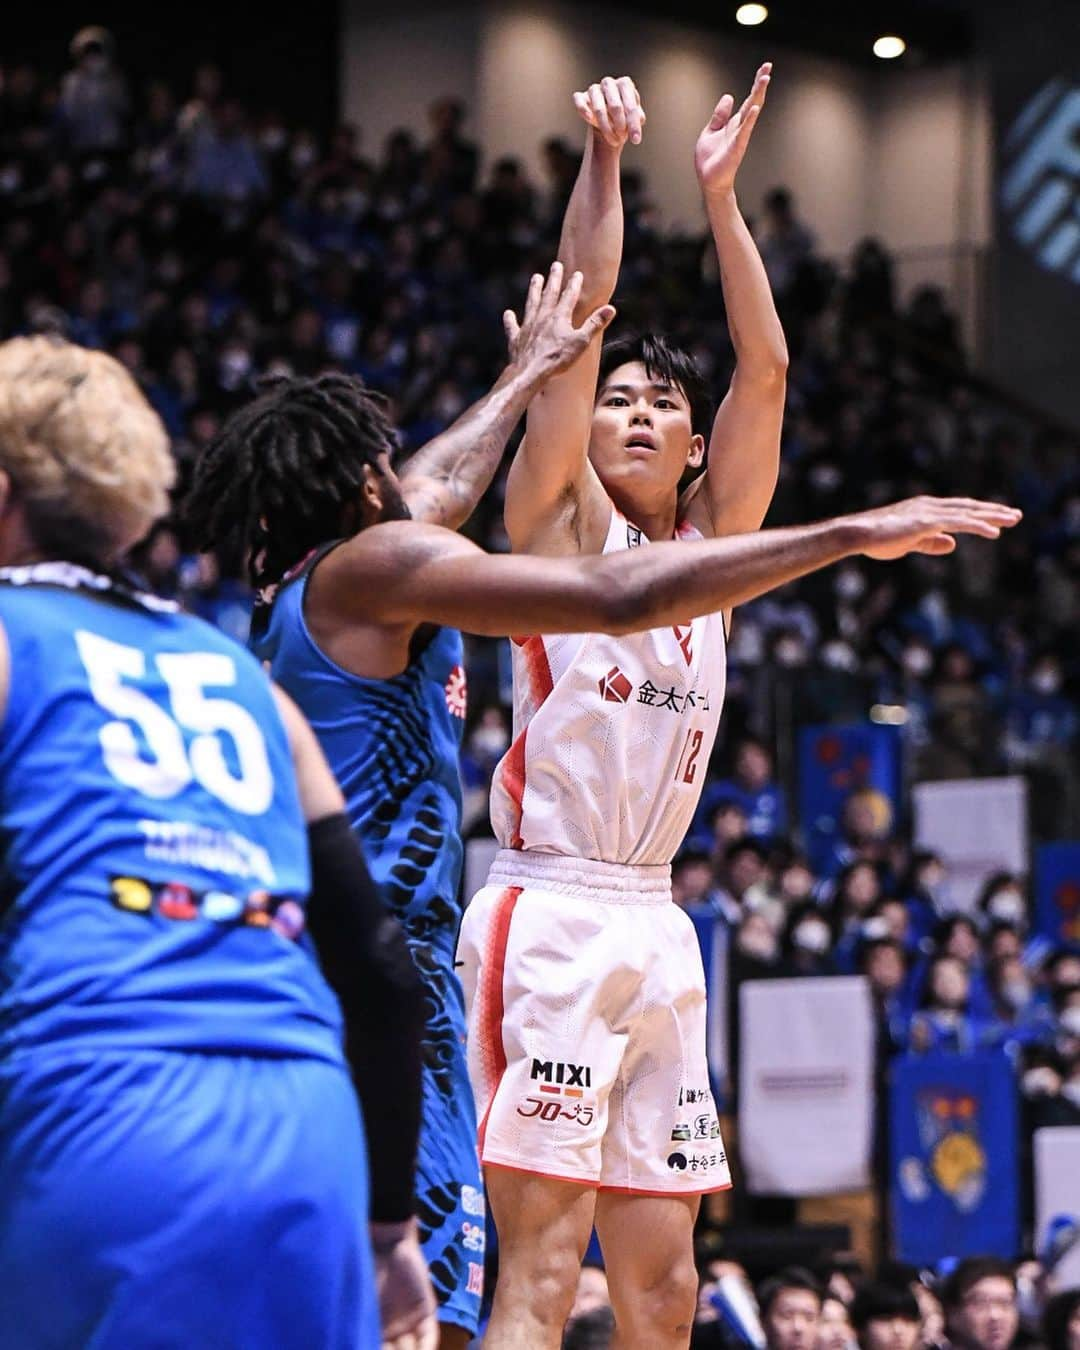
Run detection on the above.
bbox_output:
[908,955,987,1054]
[983,953,1054,1049]
[695,736,788,845]
[859,931,911,1056]
[184,99,267,206]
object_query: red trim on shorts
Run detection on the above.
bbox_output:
[476,886,522,1153]
[598,1181,734,1197]
[482,1159,600,1189]
[497,636,554,848]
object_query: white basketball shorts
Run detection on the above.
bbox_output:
[456,849,731,1195]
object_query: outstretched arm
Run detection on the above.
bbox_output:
[327,496,1021,639]
[505,76,644,555]
[398,262,615,529]
[683,64,788,541]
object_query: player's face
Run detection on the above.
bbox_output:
[589,362,704,504]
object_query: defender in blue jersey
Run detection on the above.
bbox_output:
[188,265,1025,1348]
[0,337,436,1349]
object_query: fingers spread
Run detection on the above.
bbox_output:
[556,269,585,315]
[580,303,617,342]
[541,259,564,308]
[522,271,544,325]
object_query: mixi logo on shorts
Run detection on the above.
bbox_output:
[517,1058,596,1127]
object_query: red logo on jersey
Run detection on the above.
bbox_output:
[673,625,694,665]
[598,666,633,703]
[445,664,467,719]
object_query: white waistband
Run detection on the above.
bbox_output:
[487,849,672,905]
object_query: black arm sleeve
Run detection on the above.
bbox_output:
[305,813,424,1224]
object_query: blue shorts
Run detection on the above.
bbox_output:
[0,1050,379,1350]
[416,1004,485,1334]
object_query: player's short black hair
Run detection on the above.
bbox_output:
[597,332,712,438]
[850,1284,921,1330]
[184,372,397,589]
[941,1258,1016,1310]
[758,1267,824,1318]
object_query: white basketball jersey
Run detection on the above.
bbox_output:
[490,504,727,866]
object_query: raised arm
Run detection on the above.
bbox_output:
[504,76,644,555]
[398,262,614,530]
[682,64,788,541]
[328,496,1021,640]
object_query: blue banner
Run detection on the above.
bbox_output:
[798,723,902,875]
[891,1050,1020,1265]
[686,905,730,1113]
[1034,843,1080,946]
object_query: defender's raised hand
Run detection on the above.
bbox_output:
[851,496,1023,560]
[572,75,645,148]
[504,261,616,381]
[695,62,771,200]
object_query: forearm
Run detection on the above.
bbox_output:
[558,130,624,312]
[705,190,787,376]
[612,517,858,630]
[399,363,540,529]
[395,515,861,637]
[305,814,424,1223]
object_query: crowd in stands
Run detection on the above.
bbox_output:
[3,36,1080,1341]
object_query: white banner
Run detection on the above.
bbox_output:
[739,976,875,1195]
[1034,1128,1080,1287]
[912,777,1028,910]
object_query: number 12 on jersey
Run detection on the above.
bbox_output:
[676,727,704,785]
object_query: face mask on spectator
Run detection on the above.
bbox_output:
[902,646,932,678]
[468,726,510,760]
[1001,979,1032,1011]
[737,926,777,962]
[820,640,858,672]
[1031,666,1062,696]
[834,568,866,602]
[810,463,842,493]
[987,890,1025,925]
[1022,1066,1060,1097]
[794,919,831,954]
[219,349,253,390]
[775,638,808,668]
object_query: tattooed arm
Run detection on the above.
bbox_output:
[399,264,615,531]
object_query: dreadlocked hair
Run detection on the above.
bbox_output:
[184,372,397,588]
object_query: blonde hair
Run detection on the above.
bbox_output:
[0,336,174,562]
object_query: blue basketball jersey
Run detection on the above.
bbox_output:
[251,549,467,966]
[0,563,344,1066]
[252,548,486,1332]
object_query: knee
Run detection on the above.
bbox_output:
[634,1260,699,1333]
[497,1246,582,1327]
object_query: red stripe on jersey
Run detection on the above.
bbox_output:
[476,886,522,1154]
[499,635,554,849]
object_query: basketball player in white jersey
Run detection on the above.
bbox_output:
[456,66,915,1348]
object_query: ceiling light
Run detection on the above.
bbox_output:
[873,35,906,59]
[735,4,768,25]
